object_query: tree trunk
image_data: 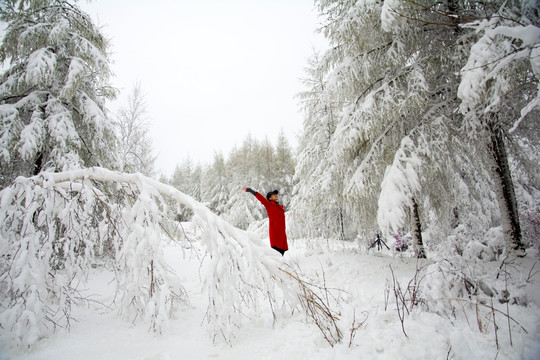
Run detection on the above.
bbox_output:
[339,207,346,241]
[411,197,426,258]
[486,119,525,255]
[33,151,43,175]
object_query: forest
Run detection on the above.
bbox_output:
[0,0,539,359]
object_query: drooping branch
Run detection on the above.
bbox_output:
[0,167,344,348]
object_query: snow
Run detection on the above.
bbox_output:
[0,105,19,162]
[1,236,539,360]
[377,136,421,234]
[1,168,305,348]
[24,48,56,86]
[60,58,86,101]
[18,111,44,161]
[458,18,540,132]
[381,0,401,33]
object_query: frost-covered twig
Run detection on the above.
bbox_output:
[423,296,528,335]
[476,300,484,333]
[446,346,453,360]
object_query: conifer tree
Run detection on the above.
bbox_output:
[0,0,118,188]
[296,0,539,257]
[202,152,230,216]
[169,157,201,221]
[292,51,352,240]
[274,129,296,205]
[455,0,540,253]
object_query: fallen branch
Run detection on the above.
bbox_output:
[280,267,344,347]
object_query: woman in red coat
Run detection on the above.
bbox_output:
[242,187,288,256]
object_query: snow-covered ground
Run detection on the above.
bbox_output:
[2,237,540,360]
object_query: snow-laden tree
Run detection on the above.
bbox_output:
[116,81,156,177]
[201,151,230,216]
[302,0,468,254]
[292,51,354,240]
[274,129,296,206]
[0,169,185,347]
[456,0,540,253]
[377,0,540,254]
[301,0,540,256]
[0,167,340,348]
[259,136,275,184]
[168,157,202,221]
[224,138,267,228]
[0,0,118,188]
[222,134,295,229]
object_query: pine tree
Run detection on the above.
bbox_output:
[202,151,230,215]
[169,157,201,221]
[274,129,295,204]
[225,137,266,228]
[303,0,540,257]
[456,0,540,253]
[292,51,352,240]
[0,0,118,188]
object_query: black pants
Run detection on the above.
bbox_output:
[272,246,286,256]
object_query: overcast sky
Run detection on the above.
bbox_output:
[79,0,327,176]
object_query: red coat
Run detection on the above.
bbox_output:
[254,192,288,251]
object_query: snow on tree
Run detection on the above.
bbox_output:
[377,137,421,238]
[458,3,540,134]
[201,151,230,216]
[0,169,185,347]
[0,167,342,348]
[0,0,118,188]
[274,129,296,206]
[457,1,540,253]
[297,0,540,257]
[291,51,354,240]
[224,139,267,229]
[116,81,156,177]
[167,157,203,221]
[299,0,464,252]
[221,134,295,230]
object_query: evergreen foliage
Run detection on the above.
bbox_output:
[293,0,540,256]
[162,133,296,230]
[0,0,118,188]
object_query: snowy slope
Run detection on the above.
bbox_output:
[1,237,539,360]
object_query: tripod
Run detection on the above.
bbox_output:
[368,233,390,251]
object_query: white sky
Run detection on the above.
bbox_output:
[79,0,327,177]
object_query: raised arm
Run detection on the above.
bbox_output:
[242,187,256,196]
[242,187,270,207]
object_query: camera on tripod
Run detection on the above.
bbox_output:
[368,231,389,251]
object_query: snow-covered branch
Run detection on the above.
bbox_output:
[0,167,310,347]
[458,19,540,132]
[377,136,422,235]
